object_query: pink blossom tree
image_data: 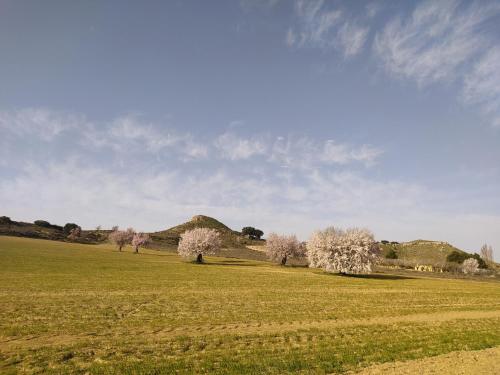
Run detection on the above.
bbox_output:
[109,227,135,251]
[266,233,303,266]
[132,232,150,253]
[462,258,479,274]
[177,227,221,263]
[306,227,378,274]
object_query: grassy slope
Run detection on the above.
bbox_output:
[1,236,499,374]
[379,240,468,265]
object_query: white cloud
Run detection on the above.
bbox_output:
[0,108,83,141]
[270,136,382,168]
[214,132,268,160]
[373,0,498,86]
[373,0,500,126]
[287,0,368,58]
[463,47,500,127]
[336,22,369,58]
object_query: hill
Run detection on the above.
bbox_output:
[379,239,475,266]
[149,215,266,258]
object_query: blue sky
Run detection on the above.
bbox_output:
[1,0,500,258]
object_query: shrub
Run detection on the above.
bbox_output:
[34,220,51,228]
[241,227,264,240]
[63,223,80,235]
[0,216,12,225]
[380,240,389,244]
[385,248,398,259]
[447,250,487,269]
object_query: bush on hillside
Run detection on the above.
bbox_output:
[0,216,12,225]
[385,248,398,259]
[447,250,487,269]
[380,240,389,244]
[63,223,80,235]
[34,220,63,231]
[241,227,264,240]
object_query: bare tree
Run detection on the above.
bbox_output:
[265,233,303,265]
[132,232,150,253]
[306,227,378,274]
[177,228,221,263]
[462,258,479,274]
[480,244,494,262]
[109,227,134,251]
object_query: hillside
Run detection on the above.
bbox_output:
[379,240,471,266]
[0,216,106,244]
[150,215,266,259]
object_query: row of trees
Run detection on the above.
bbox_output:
[175,226,493,275]
[176,226,379,274]
[109,227,150,253]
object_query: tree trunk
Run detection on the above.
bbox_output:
[281,255,287,266]
[135,246,139,254]
[196,253,203,263]
[119,245,122,252]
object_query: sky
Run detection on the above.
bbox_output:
[1,0,500,258]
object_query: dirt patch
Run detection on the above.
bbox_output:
[351,346,500,374]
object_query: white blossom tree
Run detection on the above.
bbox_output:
[265,233,303,266]
[132,232,150,253]
[109,227,135,251]
[306,227,378,274]
[177,228,221,263]
[480,244,494,262]
[462,258,479,274]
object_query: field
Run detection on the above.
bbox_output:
[1,236,500,374]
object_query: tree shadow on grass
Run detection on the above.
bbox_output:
[338,273,415,280]
[196,260,259,267]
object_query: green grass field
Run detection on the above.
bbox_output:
[1,236,499,374]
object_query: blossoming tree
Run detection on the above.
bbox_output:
[306,227,378,274]
[265,233,303,266]
[109,227,135,251]
[132,232,150,253]
[462,258,479,274]
[177,227,221,263]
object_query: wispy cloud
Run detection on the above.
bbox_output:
[373,0,500,126]
[0,108,83,141]
[270,136,382,168]
[463,47,500,127]
[286,0,367,58]
[373,0,498,86]
[214,132,268,160]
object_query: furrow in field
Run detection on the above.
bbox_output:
[1,309,499,352]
